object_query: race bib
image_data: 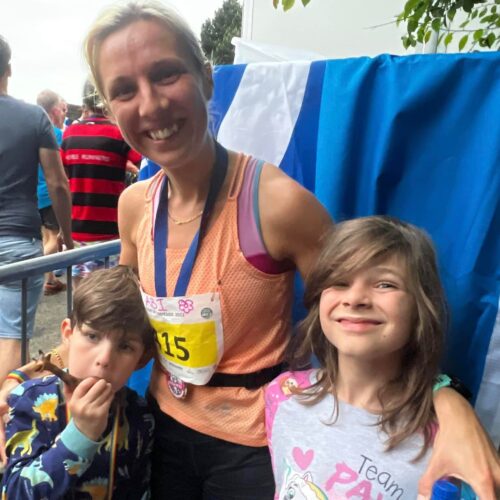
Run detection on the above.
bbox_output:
[142,291,224,385]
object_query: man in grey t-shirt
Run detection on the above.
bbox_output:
[0,35,73,382]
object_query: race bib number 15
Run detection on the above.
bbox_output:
[150,318,218,368]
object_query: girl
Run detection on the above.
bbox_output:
[266,216,452,499]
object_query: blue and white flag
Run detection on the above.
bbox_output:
[212,53,500,445]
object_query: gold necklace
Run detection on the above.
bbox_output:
[168,209,203,225]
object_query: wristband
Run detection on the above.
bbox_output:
[5,369,30,384]
[433,373,472,401]
[433,374,452,392]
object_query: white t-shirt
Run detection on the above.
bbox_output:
[265,370,433,500]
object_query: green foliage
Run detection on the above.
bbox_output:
[459,34,470,48]
[273,0,312,11]
[398,0,500,52]
[201,0,242,65]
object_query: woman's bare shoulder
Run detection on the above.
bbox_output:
[259,162,331,233]
[258,162,333,276]
[121,179,150,202]
[118,180,151,234]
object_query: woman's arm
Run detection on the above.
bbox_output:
[420,388,500,498]
[257,163,333,278]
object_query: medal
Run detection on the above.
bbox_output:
[168,373,188,399]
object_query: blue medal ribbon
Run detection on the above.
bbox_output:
[153,142,228,297]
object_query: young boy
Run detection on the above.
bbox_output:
[1,266,155,499]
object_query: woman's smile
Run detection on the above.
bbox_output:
[147,122,179,141]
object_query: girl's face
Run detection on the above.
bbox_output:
[319,254,415,364]
[97,19,211,169]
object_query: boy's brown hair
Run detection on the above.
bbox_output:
[71,265,154,351]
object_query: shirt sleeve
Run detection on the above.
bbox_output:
[127,148,142,164]
[37,109,58,150]
[265,370,316,497]
[1,385,99,500]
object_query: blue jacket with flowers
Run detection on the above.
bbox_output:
[1,375,154,499]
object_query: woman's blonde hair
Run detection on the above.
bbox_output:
[83,1,207,106]
[290,215,447,459]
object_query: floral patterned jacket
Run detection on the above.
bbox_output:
[1,375,154,499]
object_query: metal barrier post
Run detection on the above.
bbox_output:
[66,267,73,317]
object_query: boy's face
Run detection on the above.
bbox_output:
[61,318,146,393]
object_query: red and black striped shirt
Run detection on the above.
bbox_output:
[61,116,141,242]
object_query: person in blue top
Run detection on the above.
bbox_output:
[36,89,67,295]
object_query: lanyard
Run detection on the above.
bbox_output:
[153,142,228,297]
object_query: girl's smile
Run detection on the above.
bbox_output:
[334,316,383,333]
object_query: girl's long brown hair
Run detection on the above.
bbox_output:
[289,216,447,459]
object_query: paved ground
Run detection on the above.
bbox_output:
[30,276,69,357]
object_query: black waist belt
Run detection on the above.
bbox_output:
[205,363,284,389]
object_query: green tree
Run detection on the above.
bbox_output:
[273,0,499,52]
[201,0,242,65]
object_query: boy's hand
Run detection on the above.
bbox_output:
[65,378,114,441]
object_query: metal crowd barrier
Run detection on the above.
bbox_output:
[0,240,121,364]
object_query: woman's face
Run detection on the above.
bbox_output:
[97,19,211,169]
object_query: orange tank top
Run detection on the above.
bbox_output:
[136,153,295,446]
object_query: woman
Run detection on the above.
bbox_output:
[79,1,499,498]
